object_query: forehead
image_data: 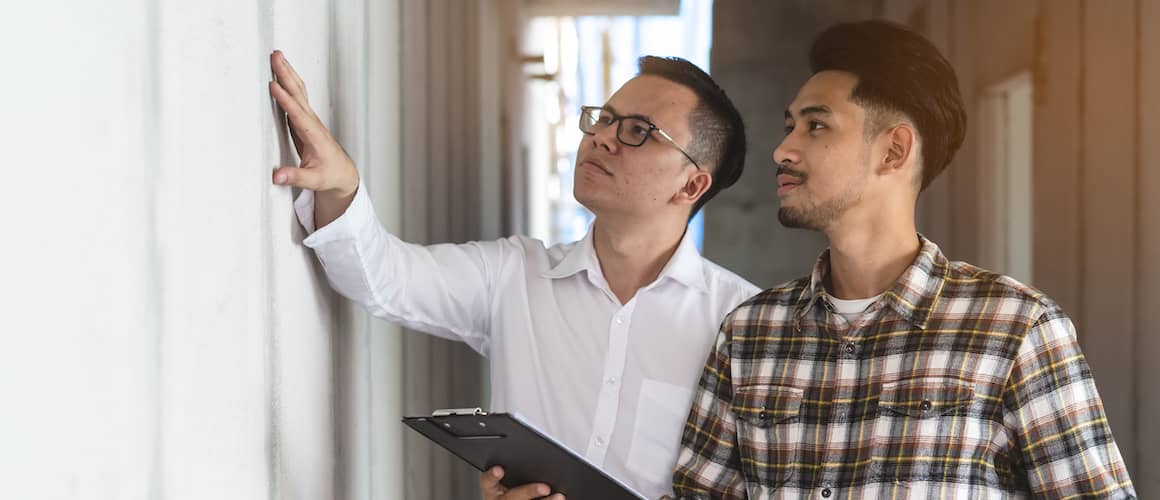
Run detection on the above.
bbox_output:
[786,70,862,119]
[605,75,697,128]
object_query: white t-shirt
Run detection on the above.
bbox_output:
[294,184,759,498]
[827,293,884,324]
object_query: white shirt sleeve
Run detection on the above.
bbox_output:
[294,184,511,355]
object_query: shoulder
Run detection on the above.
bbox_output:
[940,260,1070,334]
[699,257,760,307]
[722,276,811,324]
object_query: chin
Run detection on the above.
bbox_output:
[573,188,592,205]
[575,199,596,213]
[778,207,821,230]
[572,190,601,212]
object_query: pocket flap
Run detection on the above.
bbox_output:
[878,378,974,418]
[732,385,804,427]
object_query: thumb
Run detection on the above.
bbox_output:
[272,166,324,190]
[480,466,506,497]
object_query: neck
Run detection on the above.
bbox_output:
[822,205,920,300]
[591,214,687,304]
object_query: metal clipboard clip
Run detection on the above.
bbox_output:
[431,407,488,417]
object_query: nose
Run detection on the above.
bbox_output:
[773,133,800,166]
[589,123,621,154]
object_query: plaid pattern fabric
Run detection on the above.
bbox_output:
[671,236,1136,499]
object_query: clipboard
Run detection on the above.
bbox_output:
[402,408,648,500]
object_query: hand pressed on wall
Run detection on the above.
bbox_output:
[268,50,360,229]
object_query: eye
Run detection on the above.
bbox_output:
[783,122,795,135]
[628,123,651,139]
[597,113,615,125]
[808,121,827,132]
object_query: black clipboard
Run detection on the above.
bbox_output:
[402,408,648,500]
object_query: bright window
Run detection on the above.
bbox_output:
[525,0,714,248]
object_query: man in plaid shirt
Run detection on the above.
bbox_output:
[670,20,1136,499]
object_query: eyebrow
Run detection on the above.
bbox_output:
[602,104,655,124]
[784,105,832,120]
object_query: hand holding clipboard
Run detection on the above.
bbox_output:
[403,409,648,499]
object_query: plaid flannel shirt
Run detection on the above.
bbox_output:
[671,236,1135,499]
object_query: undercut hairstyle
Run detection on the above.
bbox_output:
[637,56,747,217]
[809,20,967,191]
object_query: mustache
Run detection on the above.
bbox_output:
[777,164,806,180]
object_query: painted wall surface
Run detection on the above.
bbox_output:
[0,1,404,499]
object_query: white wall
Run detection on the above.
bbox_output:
[0,1,404,498]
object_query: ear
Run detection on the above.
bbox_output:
[880,123,916,178]
[672,169,713,208]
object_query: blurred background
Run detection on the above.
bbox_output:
[1,0,1156,498]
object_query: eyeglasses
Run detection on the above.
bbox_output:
[579,106,701,169]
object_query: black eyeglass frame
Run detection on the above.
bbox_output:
[578,105,701,169]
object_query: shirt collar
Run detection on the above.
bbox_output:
[542,228,599,281]
[657,229,710,292]
[541,225,709,293]
[796,234,948,329]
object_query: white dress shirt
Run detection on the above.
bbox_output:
[295,185,758,498]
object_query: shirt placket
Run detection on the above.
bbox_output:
[819,304,853,498]
[583,299,635,465]
[827,301,880,497]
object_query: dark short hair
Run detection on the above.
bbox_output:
[637,56,747,217]
[809,20,966,190]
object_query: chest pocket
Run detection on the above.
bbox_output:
[872,378,976,482]
[877,378,974,418]
[731,385,804,487]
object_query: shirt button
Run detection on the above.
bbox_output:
[595,437,606,447]
[920,400,933,412]
[844,343,856,354]
[615,316,624,325]
[606,376,617,385]
[821,487,832,498]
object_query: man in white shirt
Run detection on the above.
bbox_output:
[268,50,758,499]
